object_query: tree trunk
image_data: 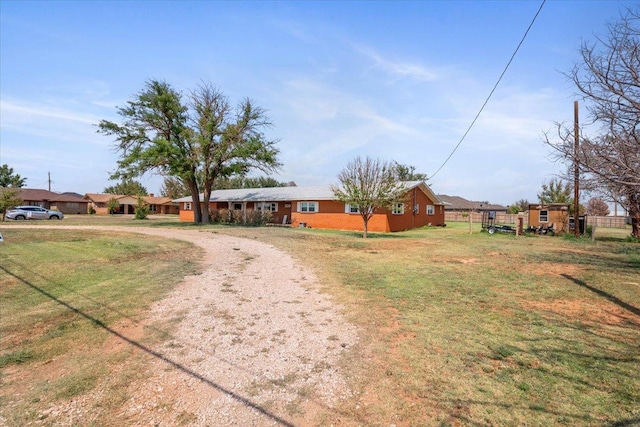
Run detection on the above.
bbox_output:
[187,179,202,224]
[629,192,640,239]
[202,187,211,224]
[362,218,369,238]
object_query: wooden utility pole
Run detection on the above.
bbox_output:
[573,101,580,237]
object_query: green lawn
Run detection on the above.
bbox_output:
[0,228,198,426]
[221,222,640,426]
[0,221,638,426]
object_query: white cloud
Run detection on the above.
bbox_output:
[354,45,440,82]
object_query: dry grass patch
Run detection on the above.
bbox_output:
[218,223,640,426]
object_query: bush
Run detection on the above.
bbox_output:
[134,196,149,220]
[209,208,272,226]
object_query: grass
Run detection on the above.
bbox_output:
[1,218,638,426]
[0,227,199,426]
[218,222,640,426]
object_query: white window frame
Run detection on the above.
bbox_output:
[184,202,192,211]
[392,203,405,215]
[256,202,278,212]
[298,201,318,213]
[427,205,435,215]
[539,209,549,223]
[149,204,157,212]
[345,204,360,214]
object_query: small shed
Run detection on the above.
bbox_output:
[528,203,570,233]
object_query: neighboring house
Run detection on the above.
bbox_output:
[4,188,89,214]
[84,193,179,215]
[174,181,445,232]
[528,203,570,232]
[438,194,507,212]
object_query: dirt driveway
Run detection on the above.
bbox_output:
[6,226,359,426]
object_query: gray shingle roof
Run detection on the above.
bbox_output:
[173,185,337,203]
[173,181,443,204]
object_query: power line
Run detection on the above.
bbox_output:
[429,0,546,180]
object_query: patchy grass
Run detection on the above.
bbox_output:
[1,219,637,426]
[219,222,640,426]
[0,228,199,426]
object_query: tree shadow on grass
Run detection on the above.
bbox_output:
[562,273,640,317]
[0,264,297,426]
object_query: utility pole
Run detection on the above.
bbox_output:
[48,172,52,192]
[573,101,580,237]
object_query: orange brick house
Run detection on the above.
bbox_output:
[174,181,445,232]
[84,193,179,215]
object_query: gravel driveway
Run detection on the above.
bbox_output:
[40,226,359,426]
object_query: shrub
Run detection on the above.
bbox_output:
[134,196,149,220]
[231,209,244,224]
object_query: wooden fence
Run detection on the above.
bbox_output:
[445,212,523,224]
[445,212,629,228]
[586,216,628,228]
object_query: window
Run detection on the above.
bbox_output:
[539,210,549,222]
[392,203,404,215]
[426,205,435,215]
[184,202,192,211]
[345,204,360,213]
[256,202,278,212]
[149,204,157,212]
[233,203,243,210]
[299,201,318,212]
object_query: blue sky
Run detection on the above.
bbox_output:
[0,1,632,205]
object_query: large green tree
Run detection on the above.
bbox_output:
[190,83,280,223]
[98,80,280,224]
[104,179,148,196]
[97,81,202,221]
[332,156,407,238]
[0,164,26,188]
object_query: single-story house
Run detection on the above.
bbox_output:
[84,193,179,215]
[2,188,89,214]
[528,203,570,232]
[174,181,446,232]
[438,194,507,212]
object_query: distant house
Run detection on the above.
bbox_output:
[174,181,445,232]
[528,203,570,232]
[438,195,507,212]
[84,193,179,215]
[4,188,89,214]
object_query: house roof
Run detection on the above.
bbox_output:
[438,194,506,211]
[84,193,175,205]
[174,181,444,205]
[7,188,88,203]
